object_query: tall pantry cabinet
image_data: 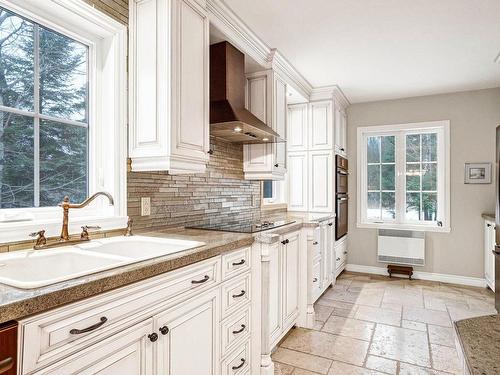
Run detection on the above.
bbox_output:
[287,94,348,212]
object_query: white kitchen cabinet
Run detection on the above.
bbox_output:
[129,0,210,173]
[283,231,300,328]
[258,229,301,371]
[309,101,333,150]
[31,319,154,375]
[243,70,287,180]
[334,104,347,157]
[335,236,348,277]
[287,103,308,151]
[19,248,253,375]
[287,151,308,211]
[484,219,496,292]
[308,150,334,212]
[156,289,220,375]
[325,219,336,284]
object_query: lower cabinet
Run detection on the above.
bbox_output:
[334,236,348,277]
[32,318,155,375]
[156,289,219,375]
[484,219,496,292]
[259,229,301,363]
[18,248,252,375]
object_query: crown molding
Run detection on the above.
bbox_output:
[310,85,350,108]
[206,0,270,67]
[267,49,313,101]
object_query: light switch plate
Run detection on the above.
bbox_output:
[141,197,151,216]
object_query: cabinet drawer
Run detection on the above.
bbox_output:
[221,339,251,375]
[221,306,250,357]
[221,273,251,319]
[222,247,250,281]
[20,257,220,374]
[312,262,322,300]
[335,239,347,269]
[311,228,321,259]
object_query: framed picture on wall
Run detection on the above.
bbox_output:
[464,163,492,184]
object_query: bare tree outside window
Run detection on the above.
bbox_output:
[0,6,88,209]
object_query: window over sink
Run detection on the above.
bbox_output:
[0,0,127,242]
[357,121,450,232]
[0,6,89,208]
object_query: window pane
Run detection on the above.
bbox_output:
[422,133,437,162]
[381,136,395,163]
[367,192,380,219]
[0,111,34,208]
[406,192,420,221]
[422,193,437,221]
[39,27,88,122]
[39,120,87,206]
[406,134,420,162]
[367,165,380,190]
[422,163,437,191]
[406,163,420,191]
[381,192,395,220]
[381,164,395,190]
[263,180,273,199]
[0,8,35,111]
[367,137,380,163]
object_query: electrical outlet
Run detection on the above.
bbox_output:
[141,197,151,216]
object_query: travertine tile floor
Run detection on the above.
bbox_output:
[273,272,497,375]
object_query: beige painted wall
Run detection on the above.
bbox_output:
[346,87,500,278]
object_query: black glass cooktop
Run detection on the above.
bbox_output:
[187,220,295,233]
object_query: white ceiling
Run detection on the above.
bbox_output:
[222,0,500,103]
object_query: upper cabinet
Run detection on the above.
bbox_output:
[243,70,287,180]
[287,104,308,151]
[334,102,347,157]
[309,101,333,150]
[129,0,210,173]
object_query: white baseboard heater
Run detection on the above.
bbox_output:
[377,229,425,266]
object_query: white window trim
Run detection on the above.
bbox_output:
[262,180,287,208]
[0,0,128,242]
[356,120,450,233]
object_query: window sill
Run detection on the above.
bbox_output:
[356,222,451,233]
[0,215,128,244]
[261,203,288,211]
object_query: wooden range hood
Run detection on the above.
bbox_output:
[209,41,284,144]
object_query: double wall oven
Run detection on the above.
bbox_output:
[335,155,348,240]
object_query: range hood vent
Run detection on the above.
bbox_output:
[210,41,284,144]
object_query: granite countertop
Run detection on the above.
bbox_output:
[454,314,500,374]
[0,227,254,324]
[482,212,495,221]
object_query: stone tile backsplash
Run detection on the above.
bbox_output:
[127,137,263,230]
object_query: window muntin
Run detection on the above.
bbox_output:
[358,122,449,230]
[0,6,89,209]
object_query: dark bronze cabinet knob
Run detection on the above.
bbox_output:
[159,326,169,335]
[281,240,287,245]
[148,333,159,342]
[328,223,333,226]
[274,163,279,167]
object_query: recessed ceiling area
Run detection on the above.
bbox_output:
[222,0,500,103]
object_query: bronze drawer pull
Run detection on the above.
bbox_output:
[232,358,246,370]
[232,290,246,298]
[0,357,13,374]
[232,324,246,334]
[232,259,245,266]
[336,257,341,261]
[313,241,318,245]
[191,275,209,284]
[70,317,107,335]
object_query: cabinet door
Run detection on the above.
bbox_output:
[340,110,347,155]
[485,221,495,290]
[309,101,333,150]
[243,72,280,179]
[156,289,219,375]
[309,150,334,212]
[283,231,300,326]
[274,75,287,169]
[288,104,308,151]
[267,241,283,346]
[170,0,210,166]
[326,221,335,284]
[287,152,308,211]
[37,319,154,375]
